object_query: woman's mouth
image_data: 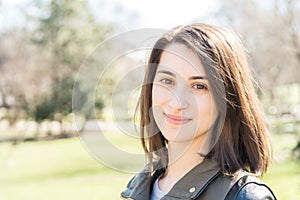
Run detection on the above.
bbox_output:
[164,113,191,125]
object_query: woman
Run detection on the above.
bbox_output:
[121,23,277,200]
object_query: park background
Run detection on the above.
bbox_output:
[0,0,299,199]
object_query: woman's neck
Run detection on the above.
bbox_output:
[158,137,205,192]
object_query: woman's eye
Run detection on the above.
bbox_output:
[160,78,173,85]
[192,83,207,90]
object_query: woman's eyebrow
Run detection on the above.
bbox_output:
[189,76,207,80]
[157,70,207,80]
[157,70,176,77]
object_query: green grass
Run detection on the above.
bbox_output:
[263,159,300,199]
[262,132,300,199]
[0,131,299,199]
[0,133,137,200]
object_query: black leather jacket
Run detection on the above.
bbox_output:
[121,159,276,200]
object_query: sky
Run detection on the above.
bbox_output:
[89,0,220,30]
[0,0,220,32]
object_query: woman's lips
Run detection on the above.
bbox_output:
[164,113,191,125]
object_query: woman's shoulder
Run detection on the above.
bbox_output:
[120,168,152,199]
[224,172,277,200]
[120,164,165,200]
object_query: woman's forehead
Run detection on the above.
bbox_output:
[158,43,206,77]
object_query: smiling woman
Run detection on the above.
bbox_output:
[121,23,277,200]
[152,43,218,148]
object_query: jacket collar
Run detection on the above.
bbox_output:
[121,163,159,200]
[121,159,221,200]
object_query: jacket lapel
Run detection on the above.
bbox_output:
[162,159,221,200]
[121,159,221,200]
[121,164,165,200]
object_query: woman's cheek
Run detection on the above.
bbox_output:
[196,95,218,128]
[152,86,170,105]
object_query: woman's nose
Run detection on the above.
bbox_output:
[168,87,189,111]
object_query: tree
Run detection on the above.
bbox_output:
[0,0,113,139]
[0,29,47,124]
[216,0,300,102]
[29,0,112,122]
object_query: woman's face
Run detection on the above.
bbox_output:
[152,43,218,144]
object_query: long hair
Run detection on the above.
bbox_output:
[137,23,271,175]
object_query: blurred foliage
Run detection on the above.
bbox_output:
[30,0,112,121]
[34,75,88,122]
[216,0,300,153]
[31,0,111,68]
[34,97,54,122]
[0,0,113,127]
[0,0,299,144]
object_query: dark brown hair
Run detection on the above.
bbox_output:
[138,23,271,175]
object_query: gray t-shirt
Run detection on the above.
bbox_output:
[150,177,168,200]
